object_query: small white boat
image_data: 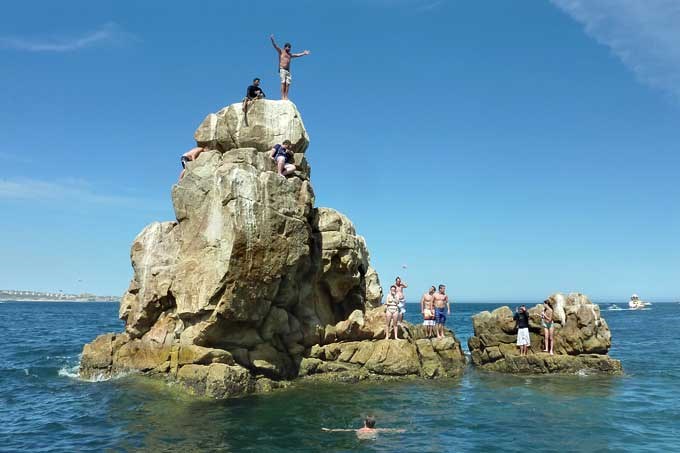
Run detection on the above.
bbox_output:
[609,304,621,310]
[628,294,647,309]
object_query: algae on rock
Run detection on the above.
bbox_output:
[467,292,622,375]
[80,100,466,397]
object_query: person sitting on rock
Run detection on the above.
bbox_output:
[384,285,400,340]
[270,34,311,100]
[178,146,206,181]
[433,284,450,339]
[269,140,297,177]
[421,286,436,338]
[513,305,531,356]
[322,416,405,439]
[541,299,555,355]
[242,77,265,114]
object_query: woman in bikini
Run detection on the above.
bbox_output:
[384,285,400,340]
[541,299,555,354]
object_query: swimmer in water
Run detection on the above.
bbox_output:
[322,416,405,439]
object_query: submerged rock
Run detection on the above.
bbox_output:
[80,100,464,397]
[467,293,622,375]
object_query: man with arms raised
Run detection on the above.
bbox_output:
[270,35,311,100]
[420,286,436,338]
[433,284,451,339]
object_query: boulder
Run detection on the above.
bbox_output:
[467,293,622,375]
[80,101,433,398]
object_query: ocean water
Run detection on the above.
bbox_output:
[1,301,679,452]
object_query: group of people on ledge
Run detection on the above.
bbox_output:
[383,277,451,340]
[513,300,556,356]
[178,139,297,181]
[178,35,310,181]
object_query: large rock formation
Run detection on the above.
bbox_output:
[468,293,622,375]
[80,100,465,396]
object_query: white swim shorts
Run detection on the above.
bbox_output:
[516,327,530,346]
[279,68,292,85]
[423,320,435,326]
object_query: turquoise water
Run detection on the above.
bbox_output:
[1,301,679,452]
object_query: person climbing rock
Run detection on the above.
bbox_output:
[269,140,296,177]
[178,146,206,181]
[270,34,311,100]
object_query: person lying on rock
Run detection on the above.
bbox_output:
[322,416,405,439]
[384,285,400,339]
[270,34,311,100]
[421,286,437,338]
[269,140,297,177]
[178,146,206,181]
[514,305,531,356]
[433,284,450,339]
[242,77,265,114]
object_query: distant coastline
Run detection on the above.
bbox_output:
[0,289,118,303]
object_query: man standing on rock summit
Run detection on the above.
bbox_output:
[270,35,311,100]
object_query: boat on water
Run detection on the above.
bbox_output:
[628,294,648,310]
[609,304,621,310]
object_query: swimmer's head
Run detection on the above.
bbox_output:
[364,416,376,428]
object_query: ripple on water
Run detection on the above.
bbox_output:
[1,302,680,451]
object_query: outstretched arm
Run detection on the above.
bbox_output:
[420,294,425,313]
[270,34,281,53]
[269,147,277,159]
[291,50,311,58]
[322,428,354,432]
[377,428,406,433]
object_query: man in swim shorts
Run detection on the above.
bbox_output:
[513,305,530,356]
[420,286,436,338]
[178,146,206,181]
[433,284,450,339]
[270,34,311,100]
[269,140,297,177]
[395,276,408,324]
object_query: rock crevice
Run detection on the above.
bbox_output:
[467,292,622,375]
[80,100,466,396]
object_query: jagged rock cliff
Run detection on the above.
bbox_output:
[467,293,622,374]
[80,100,465,397]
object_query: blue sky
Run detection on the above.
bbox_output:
[1,0,678,302]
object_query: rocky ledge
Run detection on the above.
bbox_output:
[468,293,622,375]
[80,100,466,397]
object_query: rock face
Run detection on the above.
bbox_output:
[467,293,622,375]
[80,100,465,396]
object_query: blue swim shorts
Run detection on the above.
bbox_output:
[435,308,447,325]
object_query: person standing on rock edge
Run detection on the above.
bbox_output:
[513,305,531,356]
[178,146,206,181]
[384,285,400,339]
[421,286,436,338]
[269,140,297,177]
[270,35,311,100]
[395,277,408,324]
[433,284,450,339]
[541,299,555,355]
